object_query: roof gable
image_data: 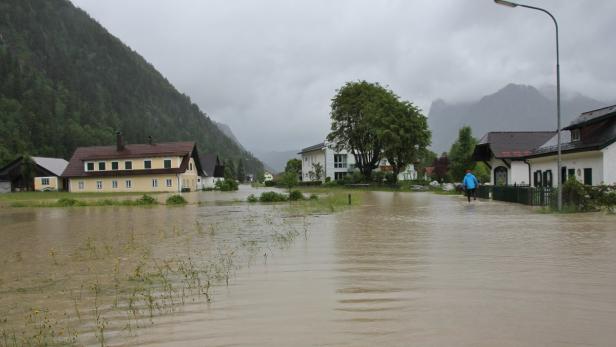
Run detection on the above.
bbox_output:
[475,132,555,159]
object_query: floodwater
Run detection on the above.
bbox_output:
[1,190,616,346]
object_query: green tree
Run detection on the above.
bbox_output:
[448,126,478,182]
[236,159,246,183]
[284,158,302,176]
[20,155,36,191]
[224,159,236,180]
[327,81,396,180]
[416,149,437,179]
[379,101,431,182]
[279,171,298,192]
[309,162,323,181]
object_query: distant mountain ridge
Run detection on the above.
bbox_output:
[0,0,263,173]
[428,84,607,153]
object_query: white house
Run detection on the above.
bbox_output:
[472,132,555,185]
[473,104,616,187]
[526,104,616,187]
[298,141,417,182]
[198,154,225,189]
[263,172,274,182]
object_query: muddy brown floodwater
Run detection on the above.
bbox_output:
[1,190,616,346]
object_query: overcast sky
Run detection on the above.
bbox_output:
[71,0,615,152]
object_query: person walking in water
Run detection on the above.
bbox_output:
[462,169,479,202]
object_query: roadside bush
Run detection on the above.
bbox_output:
[136,194,157,205]
[371,171,385,183]
[247,194,258,203]
[289,190,304,201]
[384,173,397,185]
[216,179,239,191]
[166,195,187,205]
[264,180,277,187]
[56,197,80,206]
[259,191,288,202]
[309,193,319,200]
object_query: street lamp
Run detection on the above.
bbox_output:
[494,0,562,211]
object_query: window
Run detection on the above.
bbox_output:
[112,180,118,189]
[96,181,103,190]
[189,162,193,171]
[533,170,542,187]
[144,160,152,169]
[111,162,118,170]
[152,179,158,188]
[86,162,94,171]
[166,178,173,187]
[335,172,347,181]
[78,181,84,190]
[125,180,132,188]
[334,154,347,168]
[304,157,308,162]
[543,170,553,187]
[41,178,50,185]
[98,162,106,171]
[561,166,567,183]
[164,159,172,169]
[568,168,575,180]
[571,129,581,142]
[125,161,133,170]
[584,168,592,186]
[494,166,508,186]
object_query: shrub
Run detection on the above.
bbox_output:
[259,191,288,202]
[166,195,187,205]
[384,173,397,185]
[56,197,80,206]
[247,194,258,203]
[215,179,239,191]
[289,190,304,201]
[371,171,385,183]
[264,180,276,187]
[136,194,157,205]
[309,193,319,200]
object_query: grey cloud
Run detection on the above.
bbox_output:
[71,0,616,151]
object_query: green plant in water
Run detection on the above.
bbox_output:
[166,195,187,205]
[288,190,304,201]
[246,194,258,203]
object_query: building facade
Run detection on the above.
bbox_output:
[0,156,68,192]
[299,141,417,182]
[473,104,616,187]
[62,135,203,193]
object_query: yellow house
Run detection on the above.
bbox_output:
[62,135,203,193]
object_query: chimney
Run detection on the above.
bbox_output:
[148,135,153,145]
[116,131,125,151]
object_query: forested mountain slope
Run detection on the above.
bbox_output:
[0,0,262,173]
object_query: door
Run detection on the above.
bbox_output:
[583,168,592,185]
[561,166,567,184]
[494,166,508,186]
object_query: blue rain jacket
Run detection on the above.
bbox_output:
[463,173,479,189]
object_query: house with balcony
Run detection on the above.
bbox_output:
[526,104,616,187]
[473,104,616,187]
[62,133,203,192]
[298,141,417,182]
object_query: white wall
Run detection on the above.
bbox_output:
[528,151,604,186]
[301,149,326,181]
[198,176,223,189]
[324,147,355,181]
[488,159,530,185]
[601,143,616,185]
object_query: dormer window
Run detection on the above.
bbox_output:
[571,129,581,142]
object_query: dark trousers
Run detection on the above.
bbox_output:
[466,188,476,202]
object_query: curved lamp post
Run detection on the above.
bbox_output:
[494,0,562,211]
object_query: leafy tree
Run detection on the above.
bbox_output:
[433,153,450,182]
[279,171,298,192]
[284,158,302,176]
[20,155,36,191]
[236,159,246,183]
[379,101,431,182]
[309,162,323,181]
[448,126,478,182]
[224,159,236,180]
[327,81,396,180]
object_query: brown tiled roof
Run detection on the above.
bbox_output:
[62,142,196,178]
[474,131,555,159]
